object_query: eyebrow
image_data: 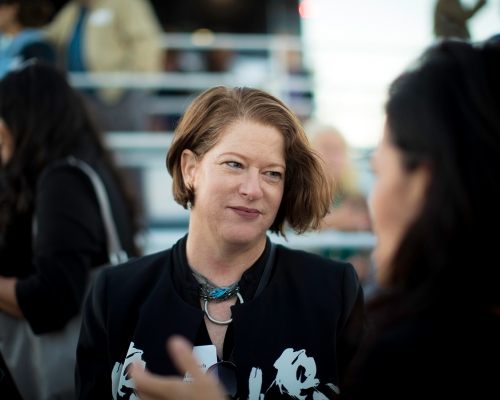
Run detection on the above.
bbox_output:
[218,152,286,170]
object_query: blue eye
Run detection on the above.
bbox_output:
[227,162,243,168]
[267,171,282,178]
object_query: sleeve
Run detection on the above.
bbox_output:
[20,42,57,64]
[15,166,106,334]
[336,263,369,382]
[76,269,112,399]
[117,0,163,72]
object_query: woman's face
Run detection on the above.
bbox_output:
[0,118,13,165]
[369,123,429,285]
[182,120,286,248]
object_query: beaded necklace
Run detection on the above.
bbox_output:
[189,266,240,302]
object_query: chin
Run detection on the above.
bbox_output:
[219,225,267,247]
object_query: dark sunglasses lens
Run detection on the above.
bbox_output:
[207,361,237,397]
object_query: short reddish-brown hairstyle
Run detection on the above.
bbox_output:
[166,86,334,236]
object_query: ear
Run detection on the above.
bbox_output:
[181,149,198,188]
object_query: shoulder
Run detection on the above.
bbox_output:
[274,244,361,304]
[37,160,93,193]
[276,244,356,280]
[37,157,112,194]
[100,249,172,294]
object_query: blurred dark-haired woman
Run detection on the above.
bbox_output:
[0,61,141,399]
[341,38,500,399]
[0,0,56,78]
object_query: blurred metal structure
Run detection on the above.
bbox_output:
[69,33,313,120]
[144,228,376,255]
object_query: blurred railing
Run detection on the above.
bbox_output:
[161,33,303,51]
[68,33,314,119]
[143,228,376,255]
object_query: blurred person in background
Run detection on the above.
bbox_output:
[306,123,370,232]
[0,0,55,79]
[76,86,367,399]
[434,0,486,40]
[132,38,500,399]
[0,61,141,399]
[307,122,372,283]
[44,0,163,131]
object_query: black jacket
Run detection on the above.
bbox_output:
[76,239,367,399]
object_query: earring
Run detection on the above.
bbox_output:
[187,201,192,210]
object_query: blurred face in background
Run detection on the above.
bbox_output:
[311,129,347,178]
[0,118,13,165]
[0,2,18,33]
[369,122,429,285]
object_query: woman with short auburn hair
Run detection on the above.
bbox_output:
[167,86,332,236]
[77,86,367,399]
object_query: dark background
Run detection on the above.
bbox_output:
[49,0,301,34]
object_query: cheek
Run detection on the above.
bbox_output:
[0,135,12,165]
[195,175,227,205]
[369,175,410,280]
[268,184,285,214]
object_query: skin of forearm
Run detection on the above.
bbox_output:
[0,276,24,318]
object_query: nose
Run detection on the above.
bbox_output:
[239,169,263,201]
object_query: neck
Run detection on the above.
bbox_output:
[186,225,266,287]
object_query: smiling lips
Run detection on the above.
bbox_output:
[229,206,261,219]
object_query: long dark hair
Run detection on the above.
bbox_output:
[370,39,500,327]
[0,61,141,252]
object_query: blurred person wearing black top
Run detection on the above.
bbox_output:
[0,61,141,398]
[130,39,500,400]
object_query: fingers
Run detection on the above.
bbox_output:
[132,362,187,400]
[130,336,225,400]
[166,336,225,400]
[166,335,206,381]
